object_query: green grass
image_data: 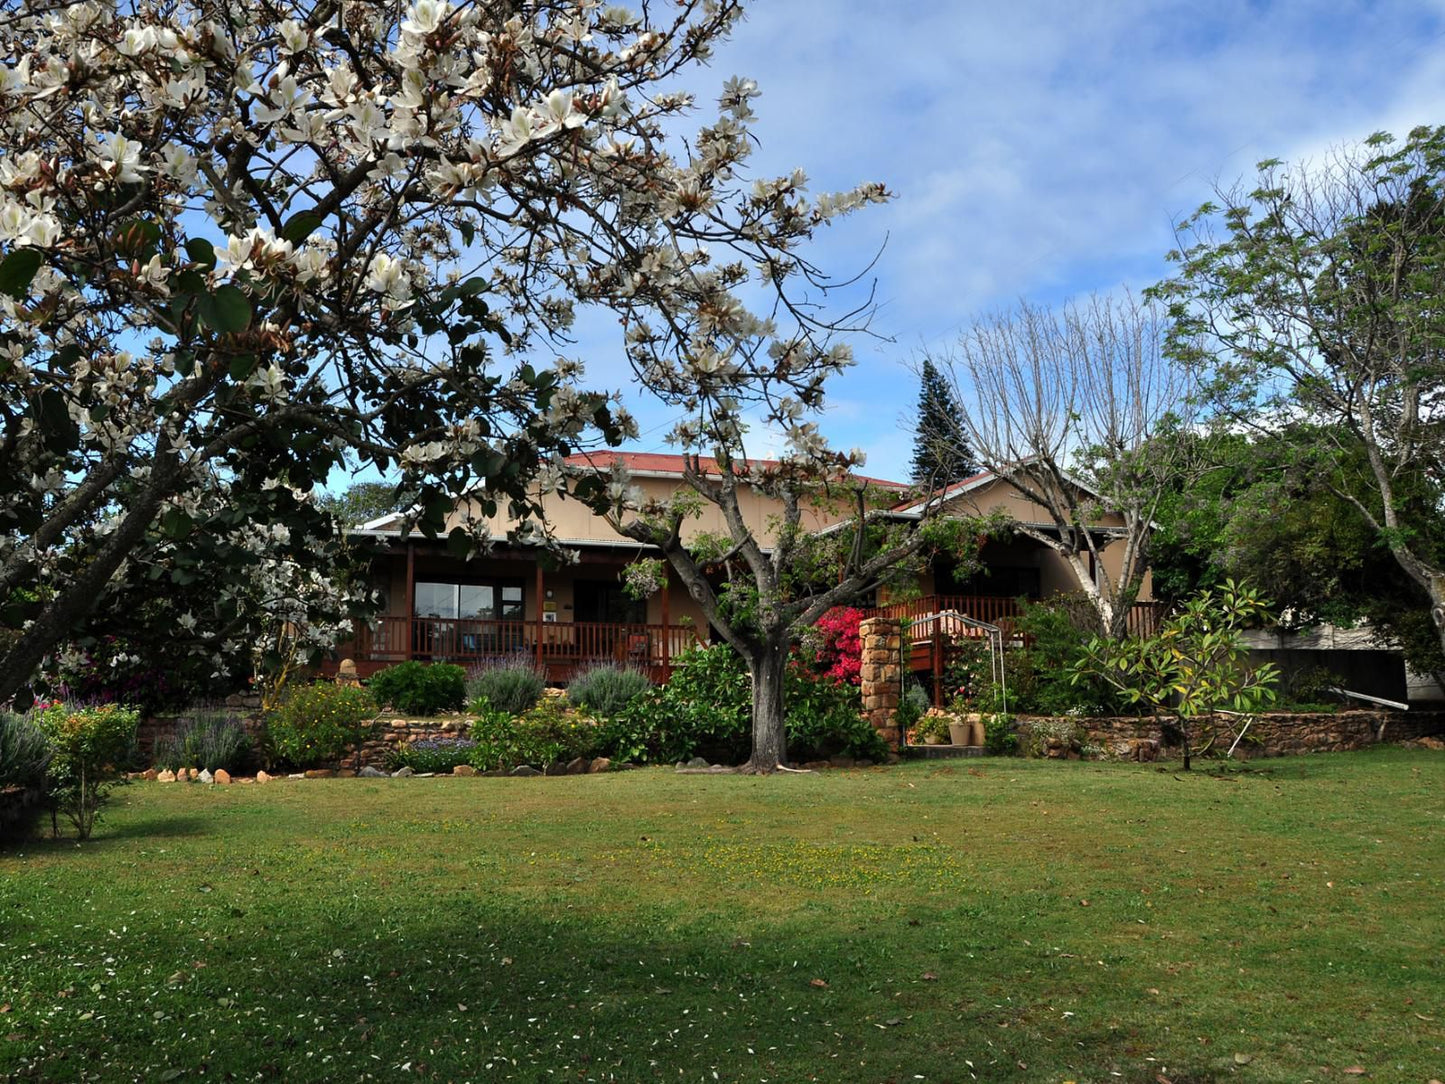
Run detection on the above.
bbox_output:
[1,749,1442,1083]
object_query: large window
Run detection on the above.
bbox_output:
[414,581,523,620]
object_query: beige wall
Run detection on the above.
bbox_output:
[444,474,868,548]
[934,479,1154,603]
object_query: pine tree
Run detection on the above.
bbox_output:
[911,357,975,484]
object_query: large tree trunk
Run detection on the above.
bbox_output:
[746,641,789,773]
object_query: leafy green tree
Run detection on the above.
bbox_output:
[35,702,140,840]
[319,481,420,531]
[910,356,974,485]
[1149,428,1445,685]
[1154,126,1445,662]
[1071,581,1279,770]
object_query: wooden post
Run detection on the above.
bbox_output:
[660,564,671,681]
[404,541,416,660]
[534,562,544,674]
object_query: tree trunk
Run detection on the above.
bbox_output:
[746,642,789,773]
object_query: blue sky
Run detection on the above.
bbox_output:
[573,0,1445,482]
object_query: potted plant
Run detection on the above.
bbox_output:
[948,714,976,746]
[915,712,950,746]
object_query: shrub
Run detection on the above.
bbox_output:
[467,699,600,771]
[609,644,751,764]
[784,665,888,762]
[466,655,546,716]
[566,665,651,718]
[392,737,477,774]
[1005,598,1123,716]
[0,712,53,845]
[265,683,377,769]
[369,661,467,716]
[35,702,140,840]
[606,644,887,766]
[154,710,252,773]
[983,712,1019,755]
[799,607,864,685]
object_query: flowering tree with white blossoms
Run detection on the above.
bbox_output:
[0,0,892,706]
[45,472,374,711]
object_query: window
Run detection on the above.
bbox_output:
[414,581,523,620]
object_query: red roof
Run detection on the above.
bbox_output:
[563,451,907,490]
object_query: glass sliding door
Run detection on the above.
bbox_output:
[413,580,524,658]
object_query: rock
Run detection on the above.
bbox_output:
[335,658,361,687]
[509,765,542,777]
[255,770,272,784]
[481,769,507,778]
[565,757,588,775]
[543,761,567,776]
[199,769,214,784]
[359,766,388,779]
[391,767,415,778]
[855,758,875,768]
[452,764,477,777]
[827,754,856,770]
[142,768,158,781]
[334,769,356,778]
[587,757,612,773]
[187,768,200,781]
[156,769,176,783]
[214,769,231,785]
[686,756,710,768]
[304,769,334,779]
[416,772,435,778]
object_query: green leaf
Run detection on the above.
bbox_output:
[184,237,216,268]
[228,354,258,380]
[280,210,325,244]
[160,508,194,540]
[0,248,43,299]
[446,527,472,558]
[196,285,252,333]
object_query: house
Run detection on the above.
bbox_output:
[330,454,1160,682]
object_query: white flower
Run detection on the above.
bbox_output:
[401,0,451,37]
[277,19,310,54]
[365,252,412,302]
[96,132,147,185]
[496,106,535,156]
[543,88,585,131]
[136,254,171,294]
[116,27,157,57]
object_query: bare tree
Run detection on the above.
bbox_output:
[928,292,1196,638]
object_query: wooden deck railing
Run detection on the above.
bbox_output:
[349,616,704,680]
[866,595,1169,639]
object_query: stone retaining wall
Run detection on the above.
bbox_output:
[1017,710,1445,761]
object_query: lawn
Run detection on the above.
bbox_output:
[1,750,1441,1083]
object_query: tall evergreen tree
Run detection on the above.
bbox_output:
[911,357,975,484]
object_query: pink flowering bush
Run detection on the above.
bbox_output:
[803,607,865,686]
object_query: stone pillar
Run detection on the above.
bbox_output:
[859,616,904,747]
